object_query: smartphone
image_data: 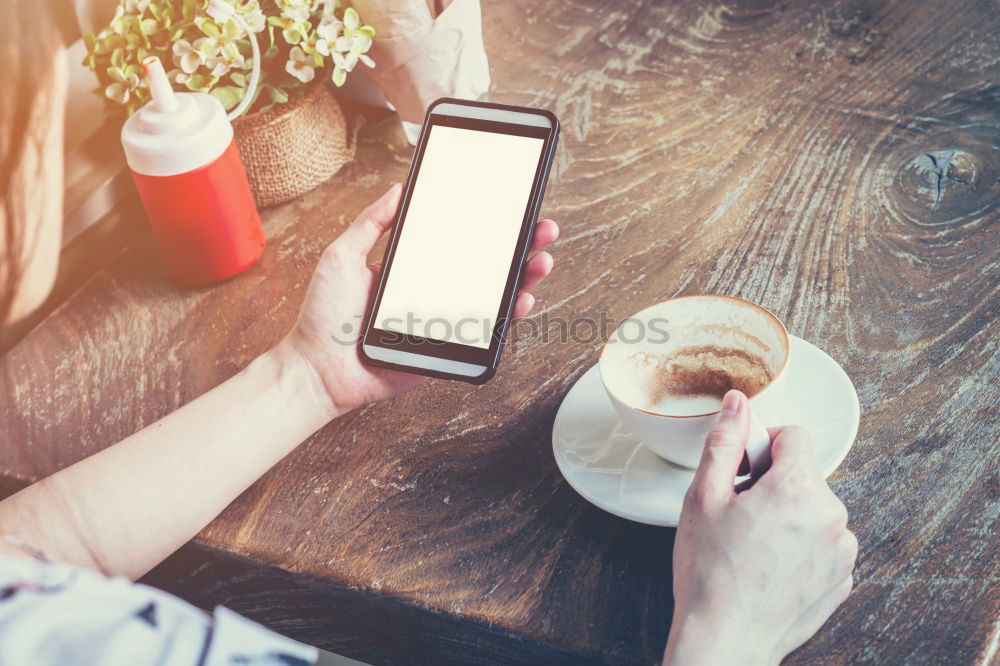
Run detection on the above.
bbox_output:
[360,98,560,384]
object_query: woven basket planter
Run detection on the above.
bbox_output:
[232,83,359,208]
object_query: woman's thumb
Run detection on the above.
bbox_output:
[686,390,750,506]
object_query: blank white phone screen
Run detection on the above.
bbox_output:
[375,124,545,348]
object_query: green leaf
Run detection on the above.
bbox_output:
[222,41,241,61]
[264,25,278,58]
[111,15,129,36]
[195,16,221,38]
[230,71,247,87]
[267,85,288,104]
[185,72,214,92]
[197,39,216,57]
[210,85,244,110]
[266,16,285,28]
[343,7,359,31]
[313,52,323,67]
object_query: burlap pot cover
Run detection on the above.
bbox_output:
[233,83,359,208]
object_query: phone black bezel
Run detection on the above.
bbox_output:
[359,97,560,384]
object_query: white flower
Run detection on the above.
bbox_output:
[330,51,357,86]
[285,6,310,22]
[281,0,311,22]
[166,68,190,85]
[332,51,358,73]
[334,34,353,52]
[172,39,203,74]
[352,36,373,56]
[316,15,342,42]
[331,34,374,68]
[328,28,374,86]
[193,36,220,59]
[285,46,315,83]
[343,6,360,31]
[110,66,140,87]
[105,82,130,104]
[276,15,309,44]
[242,7,266,32]
[105,66,140,104]
[206,0,235,23]
[194,29,245,70]
[205,56,231,77]
[123,0,151,15]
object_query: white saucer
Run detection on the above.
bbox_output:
[552,336,859,527]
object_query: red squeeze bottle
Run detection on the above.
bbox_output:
[121,57,264,283]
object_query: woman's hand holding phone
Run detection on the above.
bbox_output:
[280,184,559,420]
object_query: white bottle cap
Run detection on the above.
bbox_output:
[121,56,234,177]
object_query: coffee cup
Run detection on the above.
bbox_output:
[598,295,790,475]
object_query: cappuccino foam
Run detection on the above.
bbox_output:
[635,345,773,416]
[600,296,787,418]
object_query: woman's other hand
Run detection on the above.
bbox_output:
[280,183,559,419]
[664,390,857,665]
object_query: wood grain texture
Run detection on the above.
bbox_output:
[3,0,999,664]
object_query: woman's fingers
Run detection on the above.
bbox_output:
[509,251,553,320]
[530,219,559,253]
[509,223,557,321]
[687,391,751,507]
[511,291,536,321]
[521,251,553,292]
[765,424,814,475]
[339,183,402,256]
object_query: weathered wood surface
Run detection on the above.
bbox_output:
[3,0,999,663]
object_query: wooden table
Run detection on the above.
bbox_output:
[2,1,998,663]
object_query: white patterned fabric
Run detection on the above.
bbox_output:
[0,545,317,666]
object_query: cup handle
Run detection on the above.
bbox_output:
[742,413,773,477]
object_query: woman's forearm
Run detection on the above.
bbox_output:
[0,343,337,579]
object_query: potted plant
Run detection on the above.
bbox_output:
[84,0,376,207]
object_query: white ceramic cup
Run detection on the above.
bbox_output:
[598,295,790,475]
